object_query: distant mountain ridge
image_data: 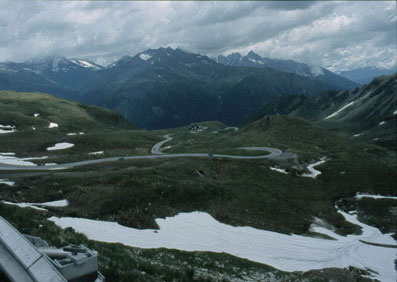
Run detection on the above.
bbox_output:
[216,51,358,90]
[339,66,396,85]
[0,47,359,129]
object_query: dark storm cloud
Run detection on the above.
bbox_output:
[0,1,395,71]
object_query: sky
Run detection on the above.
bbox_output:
[0,1,396,72]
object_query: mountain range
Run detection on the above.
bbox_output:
[0,47,361,129]
[216,51,358,90]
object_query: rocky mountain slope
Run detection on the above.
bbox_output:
[243,74,397,150]
[216,51,358,90]
[0,48,359,129]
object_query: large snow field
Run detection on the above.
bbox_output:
[49,207,396,282]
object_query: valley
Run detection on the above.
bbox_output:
[0,86,396,281]
[1,1,396,281]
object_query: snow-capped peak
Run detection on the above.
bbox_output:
[70,59,101,69]
[139,53,152,61]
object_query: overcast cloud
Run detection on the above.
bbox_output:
[0,1,395,71]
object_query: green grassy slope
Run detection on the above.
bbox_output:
[0,90,161,160]
[0,90,133,131]
[0,94,395,281]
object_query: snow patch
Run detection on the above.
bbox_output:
[0,153,37,166]
[66,133,77,136]
[47,142,74,151]
[309,217,338,239]
[139,53,152,61]
[40,199,69,207]
[355,194,397,200]
[300,158,327,179]
[34,113,40,117]
[48,122,58,128]
[353,133,363,137]
[324,102,355,120]
[269,167,288,174]
[0,124,16,134]
[49,209,397,282]
[88,151,104,155]
[2,199,69,211]
[0,153,15,156]
[0,179,15,186]
[379,121,386,125]
[394,110,397,115]
[71,59,100,69]
[21,156,48,161]
[248,58,263,65]
[224,127,239,131]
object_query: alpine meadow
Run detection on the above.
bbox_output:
[0,1,396,282]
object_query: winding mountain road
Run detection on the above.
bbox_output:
[0,135,294,171]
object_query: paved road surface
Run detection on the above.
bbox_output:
[0,135,294,171]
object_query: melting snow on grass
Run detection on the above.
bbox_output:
[47,142,74,151]
[300,158,327,179]
[224,127,239,131]
[0,124,16,134]
[324,102,355,120]
[48,122,58,128]
[355,193,397,200]
[49,208,396,282]
[88,151,104,155]
[0,179,15,186]
[269,167,288,174]
[0,153,37,166]
[2,199,69,211]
